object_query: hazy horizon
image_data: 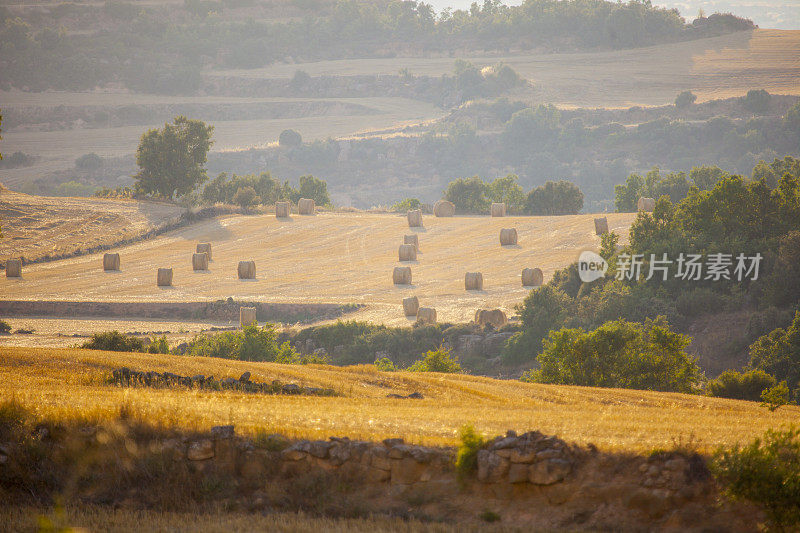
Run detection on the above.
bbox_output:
[426,1,800,30]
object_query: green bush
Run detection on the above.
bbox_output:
[186,324,298,362]
[390,198,421,212]
[523,317,702,393]
[674,90,697,109]
[147,335,170,354]
[748,310,800,394]
[81,331,145,352]
[455,424,484,476]
[712,427,800,529]
[374,357,397,371]
[760,381,791,411]
[406,346,462,373]
[706,369,776,401]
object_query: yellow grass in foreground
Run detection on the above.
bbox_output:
[1,506,467,533]
[2,347,798,453]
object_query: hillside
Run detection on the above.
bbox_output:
[0,211,635,325]
[0,189,184,263]
[2,346,797,453]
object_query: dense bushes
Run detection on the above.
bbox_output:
[202,172,330,207]
[186,324,297,362]
[712,427,800,530]
[80,331,172,353]
[406,347,462,373]
[521,317,702,393]
[747,310,800,401]
[443,174,582,215]
[706,369,776,401]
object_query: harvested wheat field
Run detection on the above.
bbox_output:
[0,189,183,264]
[0,211,635,325]
[2,346,798,453]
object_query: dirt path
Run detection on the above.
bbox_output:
[0,211,635,325]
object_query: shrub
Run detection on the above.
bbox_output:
[760,381,791,411]
[748,310,800,393]
[406,346,462,373]
[374,357,397,371]
[391,198,421,212]
[712,427,800,529]
[741,89,771,115]
[81,331,145,352]
[525,317,702,393]
[279,129,302,147]
[455,424,484,475]
[674,90,697,109]
[233,185,260,208]
[147,335,170,354]
[706,369,776,401]
[186,324,297,362]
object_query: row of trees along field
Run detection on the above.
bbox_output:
[397,174,584,215]
[123,116,330,208]
[510,165,800,404]
[0,1,753,93]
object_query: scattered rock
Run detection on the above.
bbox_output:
[211,425,234,439]
[187,439,215,461]
[239,372,251,382]
[529,458,572,485]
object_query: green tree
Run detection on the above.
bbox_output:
[523,317,701,393]
[294,174,330,206]
[786,101,800,134]
[760,381,790,411]
[444,175,488,213]
[748,310,800,395]
[689,165,727,190]
[279,128,302,147]
[614,172,645,212]
[674,90,697,109]
[504,285,575,363]
[742,89,771,115]
[233,185,259,209]
[525,180,584,215]
[134,116,213,199]
[485,174,526,213]
[706,369,776,401]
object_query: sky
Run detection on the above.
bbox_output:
[425,1,800,30]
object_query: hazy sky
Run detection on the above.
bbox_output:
[426,1,800,30]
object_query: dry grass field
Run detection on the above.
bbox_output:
[0,506,466,533]
[0,189,184,263]
[0,211,635,326]
[2,346,798,454]
[210,29,800,108]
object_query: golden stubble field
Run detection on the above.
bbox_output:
[2,346,798,453]
[0,189,184,262]
[0,210,635,326]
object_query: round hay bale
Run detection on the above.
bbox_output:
[103,253,120,271]
[192,253,209,271]
[196,243,212,261]
[475,309,507,329]
[403,234,419,250]
[275,201,291,218]
[416,307,437,325]
[594,217,609,235]
[490,202,506,217]
[240,306,257,328]
[238,260,256,280]
[465,272,484,290]
[6,259,22,278]
[637,197,655,212]
[500,228,518,246]
[433,200,455,217]
[402,296,420,317]
[393,266,412,285]
[521,267,543,287]
[399,244,417,262]
[157,268,173,287]
[407,209,423,228]
[298,198,316,215]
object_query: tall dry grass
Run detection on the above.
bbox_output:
[1,346,798,453]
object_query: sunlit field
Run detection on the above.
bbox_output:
[2,346,798,453]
